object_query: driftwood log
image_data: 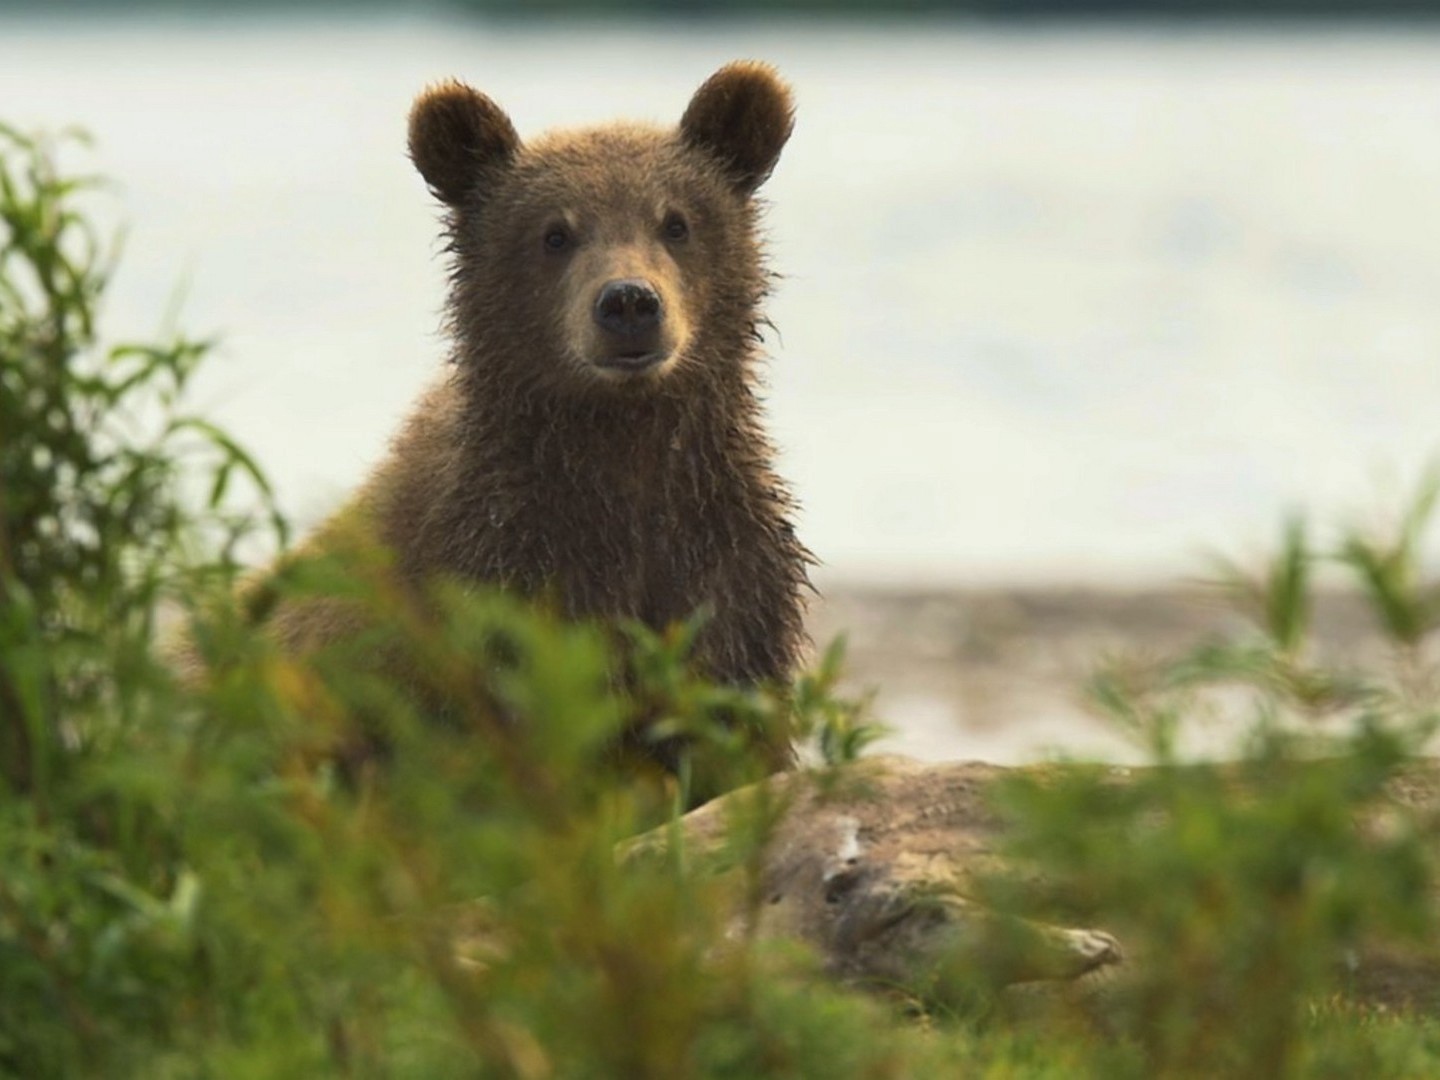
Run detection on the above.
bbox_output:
[623,755,1124,997]
[623,753,1440,1007]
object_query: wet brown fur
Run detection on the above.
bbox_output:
[268,63,812,764]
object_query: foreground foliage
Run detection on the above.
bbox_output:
[6,124,1440,1078]
[988,502,1440,1077]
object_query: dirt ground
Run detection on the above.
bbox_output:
[806,585,1385,765]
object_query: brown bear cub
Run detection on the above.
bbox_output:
[268,62,811,774]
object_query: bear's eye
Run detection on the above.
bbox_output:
[662,213,689,243]
[542,225,572,254]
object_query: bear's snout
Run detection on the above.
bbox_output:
[589,278,673,375]
[578,270,689,379]
[594,279,664,340]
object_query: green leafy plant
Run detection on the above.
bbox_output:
[988,478,1440,1078]
[0,121,282,780]
[0,122,288,1076]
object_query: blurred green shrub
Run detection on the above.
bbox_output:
[987,487,1440,1077]
[0,121,286,1075]
[0,119,283,772]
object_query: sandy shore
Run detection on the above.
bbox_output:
[806,585,1384,765]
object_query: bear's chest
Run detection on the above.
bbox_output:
[436,421,766,633]
[542,464,735,625]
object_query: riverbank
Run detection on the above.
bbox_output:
[809,584,1383,763]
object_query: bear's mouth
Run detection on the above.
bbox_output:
[594,349,669,375]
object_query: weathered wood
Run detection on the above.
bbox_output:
[623,755,1123,994]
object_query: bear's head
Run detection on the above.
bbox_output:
[408,62,793,395]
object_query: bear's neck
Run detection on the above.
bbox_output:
[404,347,782,593]
[455,349,767,496]
[378,340,805,670]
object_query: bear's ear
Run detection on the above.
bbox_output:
[680,61,794,196]
[408,81,520,206]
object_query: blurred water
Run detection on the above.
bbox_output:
[4,14,1440,584]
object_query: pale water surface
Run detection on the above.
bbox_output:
[4,15,1440,585]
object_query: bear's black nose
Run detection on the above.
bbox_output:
[594,279,663,337]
